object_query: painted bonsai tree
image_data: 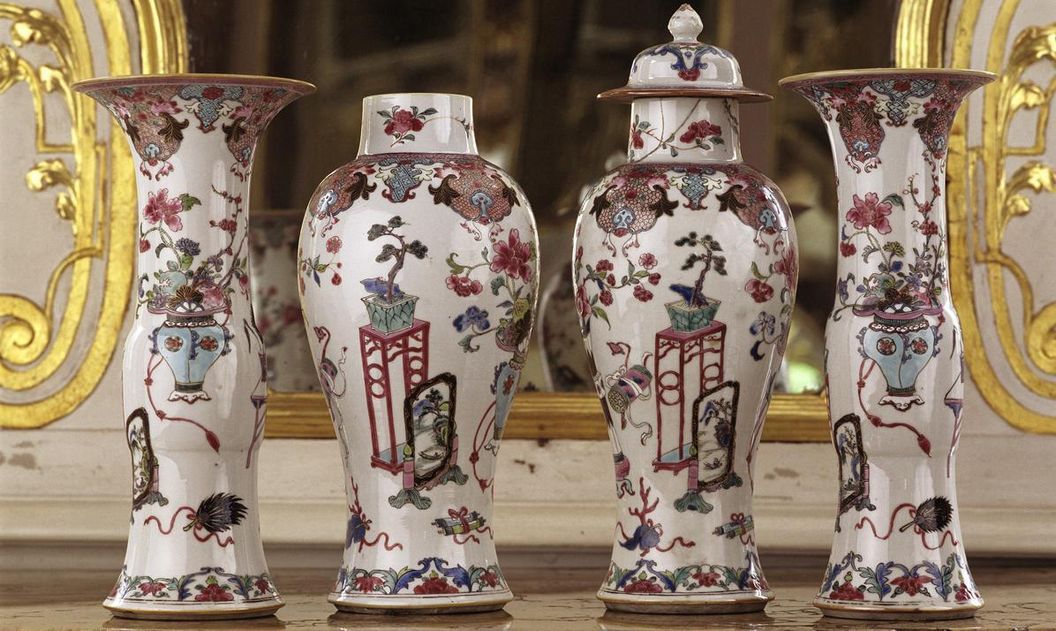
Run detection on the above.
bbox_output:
[363,216,428,303]
[672,232,727,307]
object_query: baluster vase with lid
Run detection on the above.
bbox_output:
[573,5,798,614]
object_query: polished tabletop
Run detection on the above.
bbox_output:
[1,552,1053,630]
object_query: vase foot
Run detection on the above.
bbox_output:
[598,590,771,614]
[329,590,513,614]
[104,598,283,621]
[814,597,982,621]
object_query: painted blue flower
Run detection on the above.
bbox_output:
[175,238,200,256]
[837,278,850,304]
[453,306,490,333]
[360,277,404,299]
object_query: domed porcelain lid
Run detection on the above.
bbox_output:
[598,4,770,103]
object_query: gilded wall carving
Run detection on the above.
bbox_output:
[901,0,1056,431]
[0,0,185,428]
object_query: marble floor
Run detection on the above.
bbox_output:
[1,552,1054,630]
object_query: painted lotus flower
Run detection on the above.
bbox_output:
[891,573,932,597]
[137,580,168,596]
[829,579,865,601]
[354,575,385,593]
[413,575,459,595]
[623,577,664,593]
[481,570,500,588]
[194,582,234,602]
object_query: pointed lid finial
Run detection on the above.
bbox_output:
[597,4,771,103]
[669,4,703,42]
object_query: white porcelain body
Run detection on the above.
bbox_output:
[298,93,538,613]
[784,70,992,620]
[573,96,797,612]
[77,76,310,619]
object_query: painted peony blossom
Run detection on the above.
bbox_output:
[143,188,185,231]
[384,109,425,136]
[680,120,722,144]
[490,228,533,281]
[746,278,774,303]
[446,274,482,297]
[846,192,893,234]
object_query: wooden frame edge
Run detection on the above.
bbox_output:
[265,390,831,442]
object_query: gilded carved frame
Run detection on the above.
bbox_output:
[899,0,1056,432]
[12,1,1049,440]
[0,0,187,428]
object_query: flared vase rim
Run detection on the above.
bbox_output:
[72,73,316,95]
[597,86,772,104]
[778,67,995,90]
[363,92,474,103]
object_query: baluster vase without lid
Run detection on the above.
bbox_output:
[781,68,994,621]
[573,5,797,614]
[298,93,538,614]
[75,74,313,620]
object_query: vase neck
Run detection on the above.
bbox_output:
[627,97,741,164]
[358,93,477,156]
[785,72,992,315]
[76,77,308,319]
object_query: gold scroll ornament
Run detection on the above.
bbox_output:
[898,0,1056,431]
[0,0,186,428]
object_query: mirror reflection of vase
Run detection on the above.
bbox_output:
[573,6,797,614]
[538,264,593,391]
[299,93,538,614]
[75,74,313,620]
[782,68,994,621]
[249,210,318,392]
